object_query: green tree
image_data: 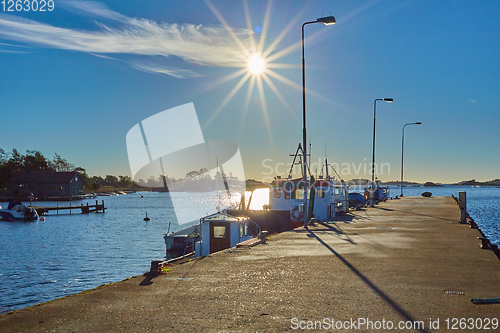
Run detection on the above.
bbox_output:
[50,153,75,172]
[24,150,49,172]
[104,175,118,186]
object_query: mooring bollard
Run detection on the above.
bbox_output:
[260,231,268,244]
[150,259,164,275]
[458,191,467,224]
[478,237,491,250]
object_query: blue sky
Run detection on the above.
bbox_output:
[1,0,499,183]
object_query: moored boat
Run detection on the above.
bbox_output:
[269,144,349,227]
[163,211,260,260]
[364,180,390,204]
[348,192,366,209]
[0,201,39,221]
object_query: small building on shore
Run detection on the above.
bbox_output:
[4,171,84,200]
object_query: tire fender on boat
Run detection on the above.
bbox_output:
[290,206,304,222]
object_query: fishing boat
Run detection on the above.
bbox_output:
[163,158,260,261]
[269,144,349,227]
[0,201,39,221]
[364,180,390,203]
[163,211,260,260]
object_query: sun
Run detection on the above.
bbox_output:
[204,0,316,145]
[248,53,266,75]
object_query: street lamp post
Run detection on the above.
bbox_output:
[301,15,335,228]
[400,122,422,197]
[370,97,393,207]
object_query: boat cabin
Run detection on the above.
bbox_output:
[195,212,254,257]
[270,177,348,225]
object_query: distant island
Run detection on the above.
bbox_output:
[452,179,500,186]
[346,179,500,187]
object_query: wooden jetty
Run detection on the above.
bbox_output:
[33,200,106,215]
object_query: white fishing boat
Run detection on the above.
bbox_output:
[269,144,349,227]
[0,202,39,222]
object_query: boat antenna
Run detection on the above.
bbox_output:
[288,143,305,179]
[309,133,312,168]
[219,162,231,198]
[329,164,343,182]
[324,142,329,180]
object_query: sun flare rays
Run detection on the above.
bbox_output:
[203,0,334,145]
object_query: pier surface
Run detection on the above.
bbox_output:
[1,196,499,332]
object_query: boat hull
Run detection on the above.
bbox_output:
[0,210,38,222]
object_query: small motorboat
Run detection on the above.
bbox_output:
[0,201,39,221]
[348,192,366,209]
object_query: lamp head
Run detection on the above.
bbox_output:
[317,16,336,25]
[383,97,394,103]
[416,122,422,125]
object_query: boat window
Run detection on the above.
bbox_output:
[273,189,281,198]
[295,189,304,200]
[244,222,248,236]
[317,188,325,198]
[335,188,340,195]
[284,191,290,200]
[213,226,226,238]
[240,223,243,238]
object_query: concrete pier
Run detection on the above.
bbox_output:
[1,196,499,332]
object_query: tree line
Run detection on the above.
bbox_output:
[0,148,251,192]
[0,149,137,191]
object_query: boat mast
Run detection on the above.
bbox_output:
[216,157,220,212]
[324,143,330,180]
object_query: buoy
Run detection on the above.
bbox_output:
[40,217,46,221]
[143,212,151,221]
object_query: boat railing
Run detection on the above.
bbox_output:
[247,219,262,237]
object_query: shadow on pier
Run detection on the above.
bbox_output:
[307,229,429,333]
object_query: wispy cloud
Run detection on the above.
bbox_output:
[0,41,32,48]
[131,62,203,79]
[0,1,253,77]
[0,49,28,54]
[60,0,129,22]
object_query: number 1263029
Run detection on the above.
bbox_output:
[2,0,54,12]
